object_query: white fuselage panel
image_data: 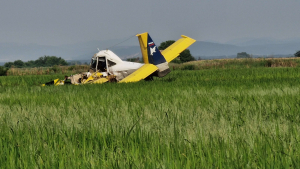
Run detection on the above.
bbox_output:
[109,61,144,72]
[92,50,145,80]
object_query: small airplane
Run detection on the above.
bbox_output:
[42,32,196,86]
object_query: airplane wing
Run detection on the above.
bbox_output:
[161,35,196,63]
[119,64,158,83]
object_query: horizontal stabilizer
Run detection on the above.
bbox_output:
[119,64,158,83]
[161,35,196,63]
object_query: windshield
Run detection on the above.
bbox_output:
[90,59,97,69]
[90,57,107,72]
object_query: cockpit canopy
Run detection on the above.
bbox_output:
[90,50,120,72]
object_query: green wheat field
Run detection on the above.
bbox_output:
[1,67,300,168]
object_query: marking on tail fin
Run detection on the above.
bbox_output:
[147,34,166,65]
[137,32,171,65]
[150,46,157,56]
[148,42,155,46]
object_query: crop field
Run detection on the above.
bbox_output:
[1,67,300,168]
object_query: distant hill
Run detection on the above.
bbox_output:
[189,41,299,59]
[0,38,299,63]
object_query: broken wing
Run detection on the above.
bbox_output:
[119,64,158,83]
[161,35,196,63]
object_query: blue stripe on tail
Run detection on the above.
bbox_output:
[147,34,166,65]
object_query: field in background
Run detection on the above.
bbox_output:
[5,57,300,76]
[6,65,90,76]
[171,57,300,70]
[1,66,300,168]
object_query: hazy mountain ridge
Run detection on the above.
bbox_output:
[189,41,300,59]
[0,38,299,63]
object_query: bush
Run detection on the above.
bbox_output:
[265,60,274,67]
[68,65,76,71]
[181,64,196,70]
[4,62,13,68]
[171,59,182,64]
[237,52,251,58]
[0,66,9,76]
[51,65,60,73]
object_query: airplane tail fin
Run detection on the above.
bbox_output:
[136,32,166,65]
[136,32,196,77]
[136,32,170,77]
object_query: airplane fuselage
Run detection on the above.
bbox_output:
[90,50,145,81]
[42,32,196,86]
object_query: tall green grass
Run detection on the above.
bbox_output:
[0,67,300,168]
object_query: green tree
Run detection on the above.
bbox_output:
[4,62,13,68]
[179,50,195,62]
[237,52,251,58]
[58,57,68,66]
[13,60,24,68]
[158,40,176,51]
[25,60,35,67]
[0,66,8,76]
[4,56,68,68]
[158,40,195,63]
[34,56,46,67]
[34,56,68,67]
[294,51,300,57]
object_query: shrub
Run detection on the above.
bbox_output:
[51,65,60,73]
[0,66,9,76]
[265,60,274,67]
[181,64,196,70]
[68,65,76,71]
[237,52,251,58]
[171,59,182,64]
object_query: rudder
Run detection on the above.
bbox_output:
[136,32,170,77]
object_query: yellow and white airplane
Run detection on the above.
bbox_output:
[42,32,196,86]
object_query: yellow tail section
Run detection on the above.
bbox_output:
[136,32,149,64]
[137,32,196,64]
[161,35,196,63]
[119,64,158,83]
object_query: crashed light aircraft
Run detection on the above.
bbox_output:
[42,32,196,86]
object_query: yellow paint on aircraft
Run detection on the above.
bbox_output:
[161,35,196,63]
[136,32,149,64]
[82,72,103,84]
[93,78,108,84]
[54,79,64,86]
[119,64,158,83]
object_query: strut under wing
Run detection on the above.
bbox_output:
[119,64,158,83]
[161,35,196,63]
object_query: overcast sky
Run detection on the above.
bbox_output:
[1,0,300,46]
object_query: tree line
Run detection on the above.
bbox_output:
[4,56,68,68]
[237,51,300,58]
